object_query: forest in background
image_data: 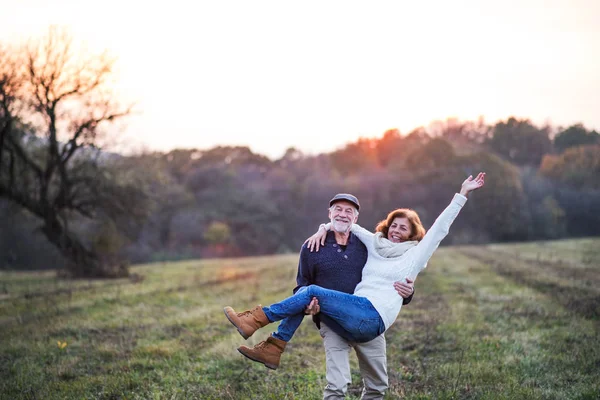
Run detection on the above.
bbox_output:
[3,28,598,277]
[2,116,599,271]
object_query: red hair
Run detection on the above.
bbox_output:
[375,208,426,241]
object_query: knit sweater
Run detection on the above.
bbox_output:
[352,193,467,330]
[294,231,368,295]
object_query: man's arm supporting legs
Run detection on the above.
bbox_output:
[354,334,388,400]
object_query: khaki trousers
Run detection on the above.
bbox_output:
[319,322,388,400]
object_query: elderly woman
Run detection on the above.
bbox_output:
[224,172,485,369]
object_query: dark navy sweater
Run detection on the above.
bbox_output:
[294,231,367,295]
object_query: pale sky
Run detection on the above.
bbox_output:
[2,0,599,159]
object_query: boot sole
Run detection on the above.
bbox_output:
[237,347,278,370]
[223,307,250,340]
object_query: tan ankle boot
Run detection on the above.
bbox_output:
[238,335,287,370]
[223,305,270,339]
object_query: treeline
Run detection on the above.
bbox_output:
[3,117,599,271]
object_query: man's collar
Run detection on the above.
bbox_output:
[326,230,355,245]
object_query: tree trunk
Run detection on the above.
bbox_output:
[41,215,128,279]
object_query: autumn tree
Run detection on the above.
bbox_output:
[539,145,600,236]
[487,117,552,166]
[375,129,403,167]
[427,117,491,149]
[0,27,147,278]
[405,137,456,171]
[554,124,599,153]
[540,145,600,190]
[330,137,381,175]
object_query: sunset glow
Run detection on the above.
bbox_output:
[2,0,599,159]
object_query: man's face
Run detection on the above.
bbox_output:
[328,201,359,233]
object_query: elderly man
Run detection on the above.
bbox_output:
[295,193,415,400]
[229,193,414,398]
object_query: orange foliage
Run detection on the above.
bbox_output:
[540,145,600,190]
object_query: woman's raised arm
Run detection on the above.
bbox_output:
[409,173,485,277]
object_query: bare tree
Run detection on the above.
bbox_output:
[0,27,147,278]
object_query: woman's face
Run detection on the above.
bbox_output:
[387,217,411,243]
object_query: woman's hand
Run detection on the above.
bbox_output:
[459,172,485,197]
[304,225,328,252]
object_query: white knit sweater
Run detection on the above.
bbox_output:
[351,193,467,330]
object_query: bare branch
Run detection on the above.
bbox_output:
[0,26,140,278]
[0,179,44,218]
[3,129,43,179]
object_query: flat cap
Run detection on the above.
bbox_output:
[329,193,360,211]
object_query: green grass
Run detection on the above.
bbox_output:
[1,239,599,399]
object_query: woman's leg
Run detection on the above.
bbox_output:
[230,285,383,370]
[224,286,314,342]
[307,285,384,343]
[263,285,384,343]
[262,285,315,322]
[230,287,313,370]
[270,283,317,342]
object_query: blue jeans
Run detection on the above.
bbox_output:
[263,285,385,343]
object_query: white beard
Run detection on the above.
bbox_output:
[331,220,351,233]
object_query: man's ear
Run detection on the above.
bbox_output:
[353,214,359,224]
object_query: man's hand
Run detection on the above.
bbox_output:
[304,297,320,315]
[394,278,414,298]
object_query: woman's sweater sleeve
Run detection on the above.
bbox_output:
[409,193,467,277]
[350,223,375,250]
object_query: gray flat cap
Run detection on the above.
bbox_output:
[329,193,360,211]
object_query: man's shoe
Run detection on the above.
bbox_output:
[224,305,270,339]
[238,335,287,370]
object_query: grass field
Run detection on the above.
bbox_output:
[1,238,599,399]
